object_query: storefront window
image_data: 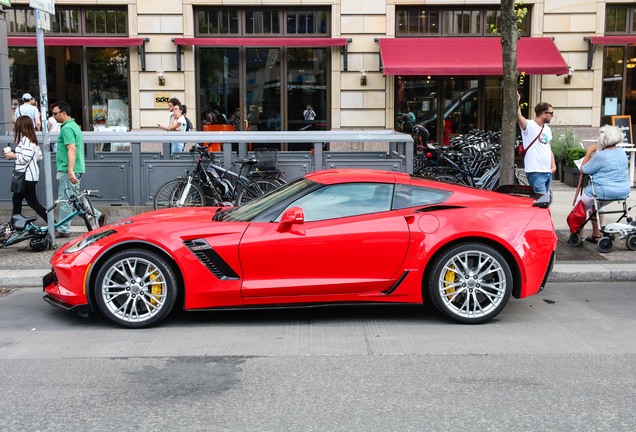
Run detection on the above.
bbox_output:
[395,76,504,145]
[194,7,331,149]
[88,48,130,132]
[7,6,132,132]
[199,48,241,129]
[396,6,529,37]
[247,48,281,131]
[287,48,327,132]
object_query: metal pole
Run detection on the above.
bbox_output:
[35,11,57,245]
[0,6,12,135]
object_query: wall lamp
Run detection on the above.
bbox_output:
[360,69,367,86]
[157,70,165,86]
[564,67,574,85]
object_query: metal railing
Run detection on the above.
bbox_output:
[1,130,413,206]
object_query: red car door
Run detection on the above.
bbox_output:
[239,210,410,301]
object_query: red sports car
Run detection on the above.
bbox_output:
[43,169,556,328]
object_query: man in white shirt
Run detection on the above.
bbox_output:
[14,93,42,131]
[517,93,556,195]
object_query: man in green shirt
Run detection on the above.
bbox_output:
[50,101,103,237]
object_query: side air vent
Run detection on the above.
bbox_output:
[183,239,239,280]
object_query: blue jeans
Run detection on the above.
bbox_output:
[56,172,102,233]
[526,172,552,195]
[171,142,184,154]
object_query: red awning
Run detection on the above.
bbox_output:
[173,37,349,47]
[8,36,146,47]
[587,36,636,45]
[378,37,569,75]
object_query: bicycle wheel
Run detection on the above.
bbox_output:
[77,194,99,231]
[236,179,279,206]
[153,179,206,210]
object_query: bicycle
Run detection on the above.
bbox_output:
[0,189,102,252]
[153,145,282,210]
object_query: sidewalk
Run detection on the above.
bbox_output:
[0,181,634,287]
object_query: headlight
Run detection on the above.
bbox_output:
[64,229,116,253]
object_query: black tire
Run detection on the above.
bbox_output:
[626,233,636,251]
[568,232,583,247]
[597,237,614,253]
[427,243,513,324]
[77,195,99,231]
[93,249,178,328]
[153,179,206,210]
[236,179,279,206]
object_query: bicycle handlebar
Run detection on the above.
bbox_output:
[47,189,101,213]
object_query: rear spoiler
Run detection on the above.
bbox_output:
[494,185,552,208]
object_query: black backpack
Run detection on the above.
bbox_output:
[184,116,193,131]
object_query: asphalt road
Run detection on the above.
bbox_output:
[1,283,635,432]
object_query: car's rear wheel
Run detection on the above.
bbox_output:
[93,249,178,328]
[427,243,512,324]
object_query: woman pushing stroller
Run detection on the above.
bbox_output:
[573,125,631,243]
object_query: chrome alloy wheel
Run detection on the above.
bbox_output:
[429,244,512,323]
[95,249,178,328]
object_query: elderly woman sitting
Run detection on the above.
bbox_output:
[577,125,631,243]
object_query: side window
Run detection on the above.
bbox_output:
[393,184,452,209]
[284,183,394,222]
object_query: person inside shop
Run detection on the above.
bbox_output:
[303,104,316,121]
[266,106,281,131]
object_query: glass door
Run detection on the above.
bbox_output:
[246,47,281,134]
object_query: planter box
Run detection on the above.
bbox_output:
[562,166,580,187]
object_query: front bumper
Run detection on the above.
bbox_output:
[42,270,92,314]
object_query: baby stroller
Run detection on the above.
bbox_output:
[567,175,636,253]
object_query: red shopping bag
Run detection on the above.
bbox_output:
[567,200,587,233]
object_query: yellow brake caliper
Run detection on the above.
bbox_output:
[149,270,163,305]
[443,264,456,298]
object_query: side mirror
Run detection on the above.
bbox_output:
[278,207,304,231]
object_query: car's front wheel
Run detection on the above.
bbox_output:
[427,243,513,324]
[93,249,178,328]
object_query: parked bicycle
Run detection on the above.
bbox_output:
[153,145,283,210]
[413,130,527,190]
[0,189,102,252]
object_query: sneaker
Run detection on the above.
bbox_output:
[54,231,70,238]
[98,213,106,226]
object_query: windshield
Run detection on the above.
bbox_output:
[220,177,316,222]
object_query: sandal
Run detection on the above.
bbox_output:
[585,236,601,244]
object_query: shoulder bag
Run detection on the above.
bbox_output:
[518,125,544,156]
[10,142,36,194]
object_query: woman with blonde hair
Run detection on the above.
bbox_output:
[576,125,631,242]
[4,115,48,221]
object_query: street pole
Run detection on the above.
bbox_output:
[35,10,57,245]
[0,5,12,135]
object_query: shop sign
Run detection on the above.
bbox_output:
[154,94,172,108]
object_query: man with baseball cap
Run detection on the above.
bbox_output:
[14,93,42,131]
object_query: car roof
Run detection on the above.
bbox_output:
[305,169,411,185]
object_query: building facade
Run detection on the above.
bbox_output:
[5,0,636,146]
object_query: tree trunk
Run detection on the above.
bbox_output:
[500,0,519,185]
